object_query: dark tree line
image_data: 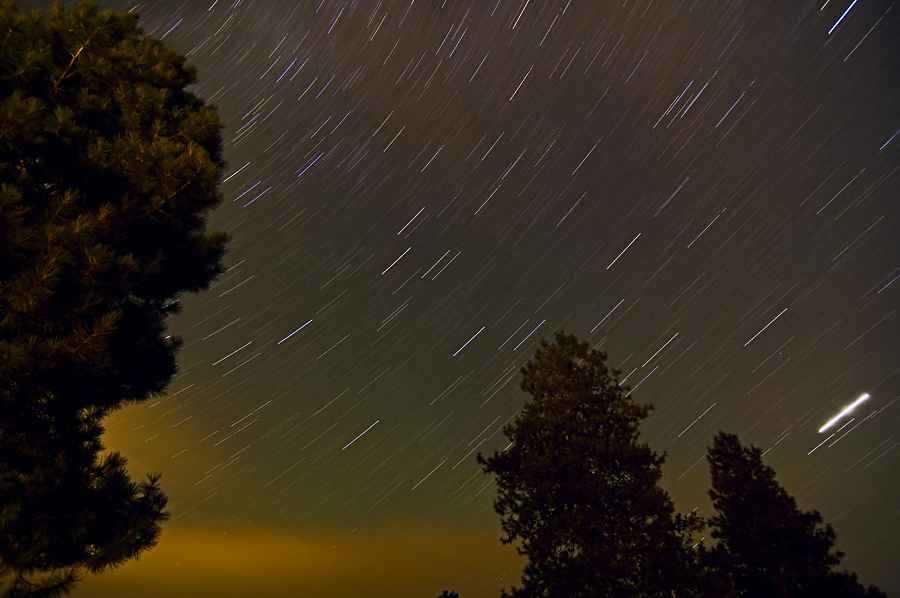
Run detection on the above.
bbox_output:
[475,332,885,598]
[0,1,225,595]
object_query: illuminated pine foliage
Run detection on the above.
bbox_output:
[0,1,226,595]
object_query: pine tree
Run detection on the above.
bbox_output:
[0,1,226,594]
[479,332,698,598]
[705,432,886,598]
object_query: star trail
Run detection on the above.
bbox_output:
[19,0,899,595]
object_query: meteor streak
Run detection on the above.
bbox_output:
[818,393,870,433]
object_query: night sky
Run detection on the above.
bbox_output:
[22,0,900,595]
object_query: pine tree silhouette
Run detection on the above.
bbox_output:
[0,2,226,594]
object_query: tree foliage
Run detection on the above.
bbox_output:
[479,332,697,598]
[706,432,886,598]
[479,333,885,598]
[0,1,226,594]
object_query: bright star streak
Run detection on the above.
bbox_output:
[744,307,788,346]
[809,417,855,454]
[211,342,252,366]
[411,459,447,490]
[381,247,411,275]
[607,233,641,269]
[819,393,870,433]
[514,320,545,351]
[828,0,859,34]
[643,332,679,367]
[342,420,379,450]
[277,319,312,344]
[454,326,485,356]
[592,298,625,332]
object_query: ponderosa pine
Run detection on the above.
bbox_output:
[479,332,698,598]
[0,1,226,594]
[705,432,886,598]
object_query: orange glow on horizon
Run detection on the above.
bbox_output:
[73,523,524,598]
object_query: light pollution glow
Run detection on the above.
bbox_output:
[74,524,524,598]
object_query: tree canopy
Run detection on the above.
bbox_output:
[706,432,886,598]
[479,332,886,598]
[479,332,697,598]
[0,1,226,594]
